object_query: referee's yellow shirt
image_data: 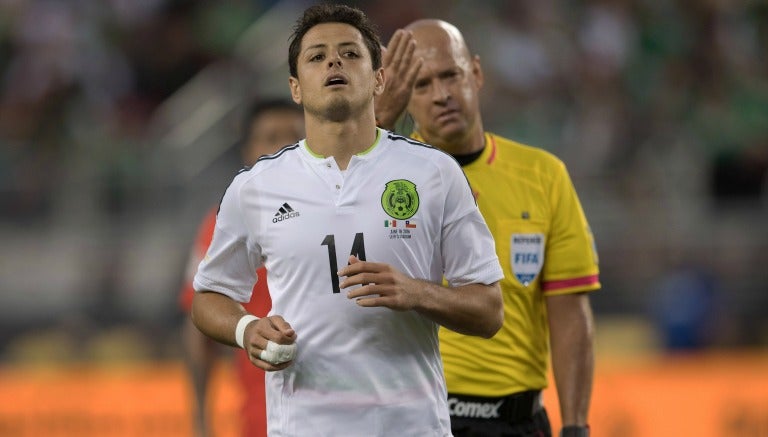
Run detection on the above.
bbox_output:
[423,132,601,396]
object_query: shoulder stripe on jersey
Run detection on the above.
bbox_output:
[218,142,300,214]
[236,142,301,174]
[387,132,433,149]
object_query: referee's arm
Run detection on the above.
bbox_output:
[547,292,595,428]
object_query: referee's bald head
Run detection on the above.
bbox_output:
[405,19,473,65]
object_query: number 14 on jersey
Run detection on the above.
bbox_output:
[321,233,367,294]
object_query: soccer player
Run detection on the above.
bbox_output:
[377,19,600,437]
[179,98,304,437]
[190,4,504,436]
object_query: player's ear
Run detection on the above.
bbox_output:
[373,67,385,97]
[289,77,302,105]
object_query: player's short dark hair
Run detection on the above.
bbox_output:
[287,3,382,78]
[240,97,302,144]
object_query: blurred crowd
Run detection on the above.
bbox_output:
[1,0,766,218]
[0,0,275,222]
[0,0,766,360]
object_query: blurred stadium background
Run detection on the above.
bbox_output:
[0,0,766,436]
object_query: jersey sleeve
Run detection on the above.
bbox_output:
[542,162,600,294]
[193,177,262,303]
[440,158,504,287]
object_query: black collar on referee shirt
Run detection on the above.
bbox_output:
[452,146,484,167]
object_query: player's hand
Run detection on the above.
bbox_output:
[243,315,297,371]
[339,255,421,311]
[374,29,423,130]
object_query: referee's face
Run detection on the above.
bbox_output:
[407,25,483,154]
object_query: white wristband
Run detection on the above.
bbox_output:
[235,314,259,349]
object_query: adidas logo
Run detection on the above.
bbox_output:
[273,202,300,223]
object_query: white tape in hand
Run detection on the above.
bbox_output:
[259,340,297,364]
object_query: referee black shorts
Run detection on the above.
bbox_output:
[448,390,552,437]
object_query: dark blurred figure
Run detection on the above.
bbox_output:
[650,263,720,351]
[179,98,303,437]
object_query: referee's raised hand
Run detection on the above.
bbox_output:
[374,29,423,130]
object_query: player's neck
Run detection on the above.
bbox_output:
[305,113,378,170]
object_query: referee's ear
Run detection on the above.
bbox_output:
[471,54,484,90]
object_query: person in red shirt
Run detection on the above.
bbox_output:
[179,98,304,437]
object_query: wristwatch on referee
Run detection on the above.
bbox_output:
[560,425,589,437]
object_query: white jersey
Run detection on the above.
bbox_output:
[194,128,503,437]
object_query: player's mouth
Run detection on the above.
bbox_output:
[324,74,349,87]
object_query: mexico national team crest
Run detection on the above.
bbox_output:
[381,179,419,219]
[511,233,545,286]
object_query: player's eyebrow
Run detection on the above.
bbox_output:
[303,41,360,52]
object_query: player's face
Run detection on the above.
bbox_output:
[407,27,483,152]
[289,22,384,123]
[242,109,304,166]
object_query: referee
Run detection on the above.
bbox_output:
[376,19,600,437]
